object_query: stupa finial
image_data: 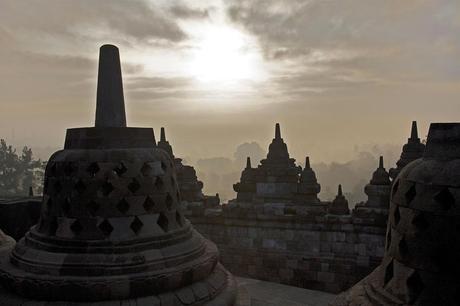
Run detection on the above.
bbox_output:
[246,156,252,169]
[338,184,343,196]
[161,127,166,142]
[305,156,310,168]
[379,156,384,168]
[410,121,418,140]
[95,44,126,128]
[275,123,281,139]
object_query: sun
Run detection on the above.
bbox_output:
[188,25,264,84]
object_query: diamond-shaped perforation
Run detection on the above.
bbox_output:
[128,178,141,193]
[384,260,393,287]
[392,179,399,197]
[412,212,429,231]
[87,162,100,178]
[165,193,173,210]
[157,213,169,232]
[114,162,127,177]
[63,162,74,176]
[405,184,417,204]
[161,161,167,172]
[155,177,164,189]
[98,219,113,237]
[46,198,53,209]
[141,162,153,177]
[406,271,424,304]
[176,211,183,227]
[394,206,401,225]
[434,188,455,210]
[53,181,63,194]
[101,180,114,196]
[399,236,409,258]
[143,196,155,212]
[87,200,99,216]
[62,197,71,215]
[117,198,130,214]
[75,179,86,194]
[70,219,83,235]
[130,216,143,235]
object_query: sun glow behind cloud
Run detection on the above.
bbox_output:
[187,25,266,86]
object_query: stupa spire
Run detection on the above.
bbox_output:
[305,156,310,168]
[161,127,166,142]
[379,156,384,168]
[246,156,252,169]
[275,123,281,139]
[95,44,126,128]
[338,184,343,196]
[410,120,418,140]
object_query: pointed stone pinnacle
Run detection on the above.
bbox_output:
[305,156,310,168]
[161,127,166,142]
[410,121,418,140]
[95,44,126,127]
[379,156,384,169]
[338,184,343,196]
[275,123,281,139]
[246,157,252,169]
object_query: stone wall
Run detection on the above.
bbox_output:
[187,209,386,293]
[0,197,41,240]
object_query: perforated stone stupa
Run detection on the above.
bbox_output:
[0,45,236,305]
[333,122,460,305]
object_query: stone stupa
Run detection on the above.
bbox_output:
[328,185,350,215]
[389,121,425,180]
[297,156,321,204]
[0,44,236,305]
[333,122,460,305]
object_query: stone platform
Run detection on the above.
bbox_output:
[235,277,335,306]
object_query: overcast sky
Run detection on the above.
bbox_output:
[1,0,459,164]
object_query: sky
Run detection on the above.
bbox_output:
[1,0,460,166]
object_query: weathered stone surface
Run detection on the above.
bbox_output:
[334,122,460,305]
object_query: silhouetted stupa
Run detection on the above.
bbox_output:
[334,122,460,305]
[389,121,425,180]
[296,156,321,204]
[328,185,350,215]
[0,45,236,305]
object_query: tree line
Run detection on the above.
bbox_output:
[0,139,44,197]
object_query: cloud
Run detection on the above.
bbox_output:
[227,0,460,84]
[0,0,187,47]
[170,5,210,19]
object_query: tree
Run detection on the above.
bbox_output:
[0,139,43,197]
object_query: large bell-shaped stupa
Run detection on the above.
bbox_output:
[0,44,236,305]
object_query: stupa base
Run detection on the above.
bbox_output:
[332,265,404,306]
[0,263,236,306]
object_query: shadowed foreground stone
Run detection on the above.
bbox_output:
[0,230,14,255]
[0,44,236,305]
[332,122,460,306]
